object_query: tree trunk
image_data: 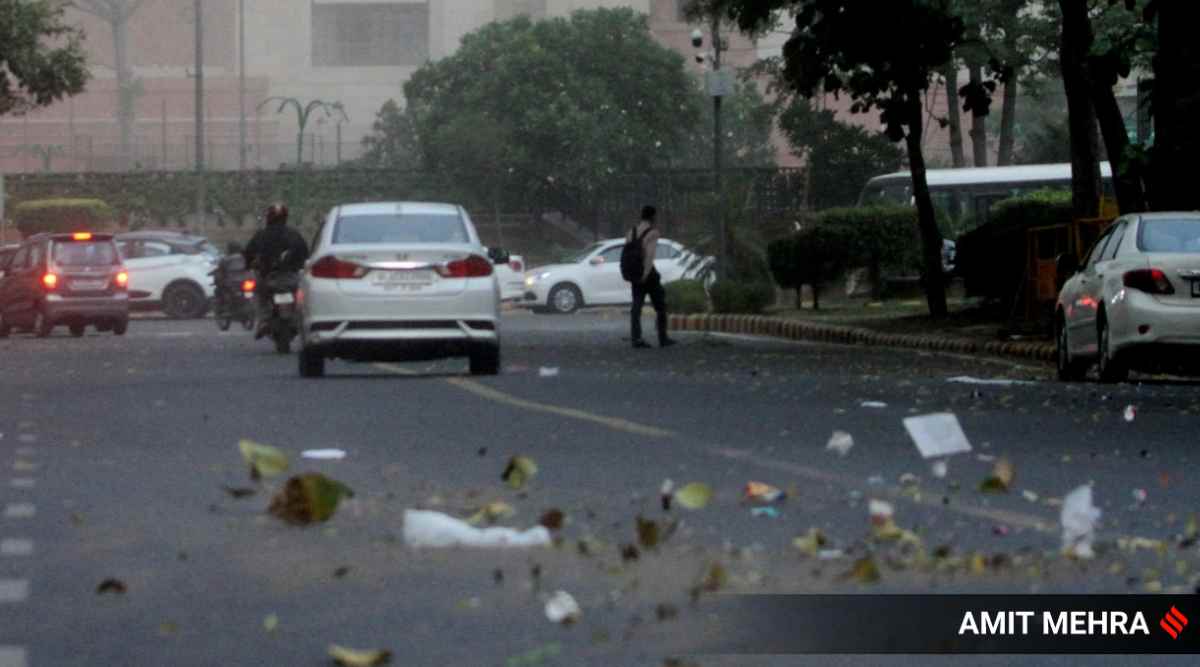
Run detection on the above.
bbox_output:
[968,63,988,167]
[996,76,1018,166]
[903,95,948,318]
[113,15,134,171]
[942,62,966,168]
[1090,76,1146,214]
[1058,0,1101,220]
[1148,1,1200,210]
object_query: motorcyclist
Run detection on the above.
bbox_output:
[243,203,309,339]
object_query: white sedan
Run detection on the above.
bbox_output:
[1056,212,1200,382]
[115,231,218,318]
[522,237,714,314]
[297,202,501,378]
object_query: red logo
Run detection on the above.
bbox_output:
[1160,606,1188,639]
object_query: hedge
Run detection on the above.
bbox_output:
[664,279,708,314]
[14,198,116,237]
[956,190,1072,301]
[709,280,775,314]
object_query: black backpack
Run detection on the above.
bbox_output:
[620,227,649,283]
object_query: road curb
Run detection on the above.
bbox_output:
[669,313,1055,364]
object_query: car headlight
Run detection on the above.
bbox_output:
[525,272,551,287]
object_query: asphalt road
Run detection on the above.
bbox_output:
[1,308,1199,666]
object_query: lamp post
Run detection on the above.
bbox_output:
[692,20,729,280]
[239,0,247,171]
[193,0,206,231]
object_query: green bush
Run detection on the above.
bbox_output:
[709,280,775,314]
[664,279,708,314]
[14,198,115,237]
[957,190,1072,301]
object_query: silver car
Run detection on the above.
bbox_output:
[297,202,502,378]
[1055,212,1200,382]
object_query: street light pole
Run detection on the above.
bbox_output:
[239,0,246,171]
[193,0,206,231]
[710,13,726,280]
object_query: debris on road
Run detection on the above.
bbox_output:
[674,482,714,510]
[1022,490,1040,503]
[1061,485,1102,559]
[301,448,347,460]
[931,460,948,479]
[263,613,279,633]
[792,528,827,557]
[637,516,676,549]
[96,578,127,595]
[1132,488,1148,505]
[222,485,257,499]
[328,644,392,666]
[504,642,563,667]
[1124,405,1137,422]
[992,525,1010,537]
[544,590,581,625]
[538,509,565,531]
[946,376,1035,386]
[238,439,289,480]
[841,556,881,584]
[538,367,560,378]
[502,456,539,490]
[860,401,887,408]
[660,479,674,510]
[826,431,855,457]
[267,473,354,525]
[743,481,785,504]
[403,510,551,548]
[750,507,780,519]
[979,458,1015,493]
[466,501,517,526]
[903,413,972,459]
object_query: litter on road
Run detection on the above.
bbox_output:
[301,448,347,460]
[826,430,855,457]
[544,590,581,625]
[903,413,973,459]
[860,401,887,408]
[403,509,552,548]
[946,376,1035,386]
[1061,485,1101,559]
[538,367,560,378]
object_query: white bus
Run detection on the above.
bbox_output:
[857,162,1115,228]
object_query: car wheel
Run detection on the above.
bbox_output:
[548,283,581,315]
[70,325,85,338]
[241,313,256,331]
[113,319,128,336]
[216,313,232,331]
[272,321,292,354]
[162,282,208,319]
[1055,317,1087,382]
[1097,315,1128,383]
[469,343,501,376]
[33,309,52,338]
[299,346,325,377]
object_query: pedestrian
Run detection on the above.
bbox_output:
[623,205,675,349]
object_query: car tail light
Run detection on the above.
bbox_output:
[1123,268,1175,295]
[509,259,523,273]
[310,256,367,279]
[114,271,128,289]
[241,279,256,292]
[42,273,58,290]
[72,232,92,241]
[437,255,493,278]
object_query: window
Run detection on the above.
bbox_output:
[333,213,467,244]
[1084,229,1114,271]
[29,244,43,269]
[495,0,547,21]
[1101,222,1126,261]
[598,246,624,263]
[655,242,680,260]
[312,2,429,67]
[10,247,29,270]
[53,242,119,266]
[1138,218,1200,254]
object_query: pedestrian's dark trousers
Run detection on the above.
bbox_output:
[631,270,668,344]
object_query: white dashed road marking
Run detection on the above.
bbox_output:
[3,504,35,520]
[13,448,35,457]
[0,579,29,603]
[0,540,33,557]
[15,435,35,444]
[8,479,34,490]
[0,647,28,667]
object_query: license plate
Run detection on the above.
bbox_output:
[372,270,433,288]
[273,293,295,305]
[71,280,106,290]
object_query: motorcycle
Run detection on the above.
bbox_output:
[209,255,256,332]
[263,270,300,354]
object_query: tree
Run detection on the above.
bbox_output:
[257,97,347,165]
[69,0,148,171]
[400,10,700,231]
[0,0,89,116]
[359,100,421,170]
[777,99,904,210]
[678,79,779,169]
[723,0,964,317]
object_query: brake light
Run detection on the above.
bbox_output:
[72,232,92,241]
[241,279,256,292]
[42,273,58,290]
[437,255,493,278]
[115,271,128,288]
[509,259,523,272]
[310,256,367,279]
[1123,268,1175,295]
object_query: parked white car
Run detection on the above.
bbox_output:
[1056,212,1200,382]
[522,237,714,314]
[297,202,502,378]
[115,231,219,319]
[486,249,526,301]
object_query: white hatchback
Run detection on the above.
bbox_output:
[297,202,502,378]
[1056,212,1200,382]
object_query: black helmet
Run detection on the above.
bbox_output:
[265,203,289,225]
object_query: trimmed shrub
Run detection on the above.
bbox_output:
[14,198,115,237]
[709,280,775,314]
[956,190,1072,302]
[664,279,708,314]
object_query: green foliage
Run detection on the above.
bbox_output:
[679,79,779,169]
[14,198,115,236]
[0,0,89,116]
[777,100,903,209]
[709,280,775,314]
[664,279,709,314]
[956,189,1072,300]
[359,100,420,169]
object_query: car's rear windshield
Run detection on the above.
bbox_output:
[53,241,119,266]
[333,213,468,244]
[1138,219,1200,254]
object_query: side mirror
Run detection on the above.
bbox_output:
[1056,253,1079,279]
[588,256,604,266]
[487,247,510,265]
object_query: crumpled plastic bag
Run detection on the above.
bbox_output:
[1061,485,1101,559]
[403,509,551,548]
